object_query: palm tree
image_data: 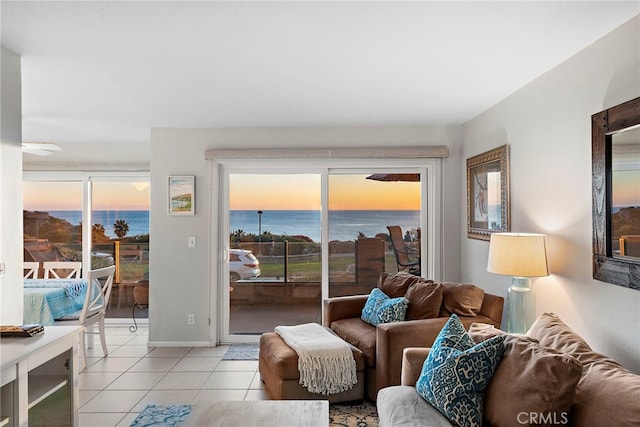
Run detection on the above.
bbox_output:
[113,219,129,239]
[92,223,110,243]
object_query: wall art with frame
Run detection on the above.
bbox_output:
[168,176,195,215]
[467,145,510,240]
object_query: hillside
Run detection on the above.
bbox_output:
[613,206,640,238]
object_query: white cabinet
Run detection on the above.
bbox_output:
[0,326,82,427]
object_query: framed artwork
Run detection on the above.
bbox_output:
[467,145,510,240]
[168,176,195,215]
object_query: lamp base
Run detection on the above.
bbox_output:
[506,277,535,334]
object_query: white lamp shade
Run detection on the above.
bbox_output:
[487,233,549,277]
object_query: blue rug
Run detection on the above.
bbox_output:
[130,404,192,427]
[222,343,260,360]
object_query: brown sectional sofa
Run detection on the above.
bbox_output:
[377,313,640,426]
[323,273,504,401]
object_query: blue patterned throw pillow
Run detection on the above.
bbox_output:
[361,288,408,326]
[416,314,506,427]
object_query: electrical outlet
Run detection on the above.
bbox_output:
[187,314,195,325]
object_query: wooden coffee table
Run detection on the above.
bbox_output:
[182,400,329,427]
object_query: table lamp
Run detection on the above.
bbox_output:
[487,233,549,333]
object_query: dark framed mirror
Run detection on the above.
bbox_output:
[592,97,640,289]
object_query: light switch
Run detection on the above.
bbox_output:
[188,236,196,248]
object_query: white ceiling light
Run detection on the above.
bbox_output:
[22,142,62,156]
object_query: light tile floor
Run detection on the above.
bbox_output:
[79,324,269,427]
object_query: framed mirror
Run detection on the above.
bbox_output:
[592,97,640,289]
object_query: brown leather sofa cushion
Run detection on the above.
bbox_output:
[404,280,443,320]
[439,282,485,316]
[378,272,419,298]
[469,322,583,427]
[331,317,377,367]
[527,313,640,426]
[468,322,507,342]
[571,360,640,426]
[527,313,593,357]
[484,337,583,427]
[468,322,539,345]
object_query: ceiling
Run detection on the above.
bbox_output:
[2,1,639,146]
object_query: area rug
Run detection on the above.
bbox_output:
[130,404,192,427]
[129,401,378,427]
[222,343,260,360]
[329,401,379,427]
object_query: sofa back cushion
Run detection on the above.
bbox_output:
[404,280,443,320]
[527,313,640,427]
[485,338,582,427]
[527,313,592,357]
[378,272,419,297]
[571,360,640,427]
[469,322,583,427]
[439,283,485,317]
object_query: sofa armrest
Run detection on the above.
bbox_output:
[401,348,430,386]
[322,295,369,327]
[375,317,449,395]
[478,293,504,327]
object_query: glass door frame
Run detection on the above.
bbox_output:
[214,157,442,344]
[23,171,150,324]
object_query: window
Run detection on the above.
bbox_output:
[23,172,150,321]
[23,181,84,276]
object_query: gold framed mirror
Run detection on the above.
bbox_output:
[591,97,640,289]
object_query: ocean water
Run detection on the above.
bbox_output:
[231,210,421,242]
[46,209,421,242]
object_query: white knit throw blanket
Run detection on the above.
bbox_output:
[275,323,357,395]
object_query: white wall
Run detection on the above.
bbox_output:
[1,47,23,324]
[23,140,150,171]
[148,127,462,345]
[461,16,640,372]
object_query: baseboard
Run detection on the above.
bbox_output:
[147,341,213,347]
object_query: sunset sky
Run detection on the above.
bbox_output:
[613,171,640,207]
[22,171,638,211]
[23,181,150,210]
[229,173,421,210]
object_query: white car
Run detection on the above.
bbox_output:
[229,249,261,282]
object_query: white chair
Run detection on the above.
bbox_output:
[55,265,116,369]
[23,261,39,279]
[43,261,82,279]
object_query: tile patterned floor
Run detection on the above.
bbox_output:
[79,325,268,427]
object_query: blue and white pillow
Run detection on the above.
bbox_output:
[361,288,408,326]
[416,314,506,427]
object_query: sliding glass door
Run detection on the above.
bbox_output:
[23,172,150,321]
[91,179,150,318]
[327,172,422,297]
[226,173,322,336]
[218,159,439,342]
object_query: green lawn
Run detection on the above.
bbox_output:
[258,254,397,280]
